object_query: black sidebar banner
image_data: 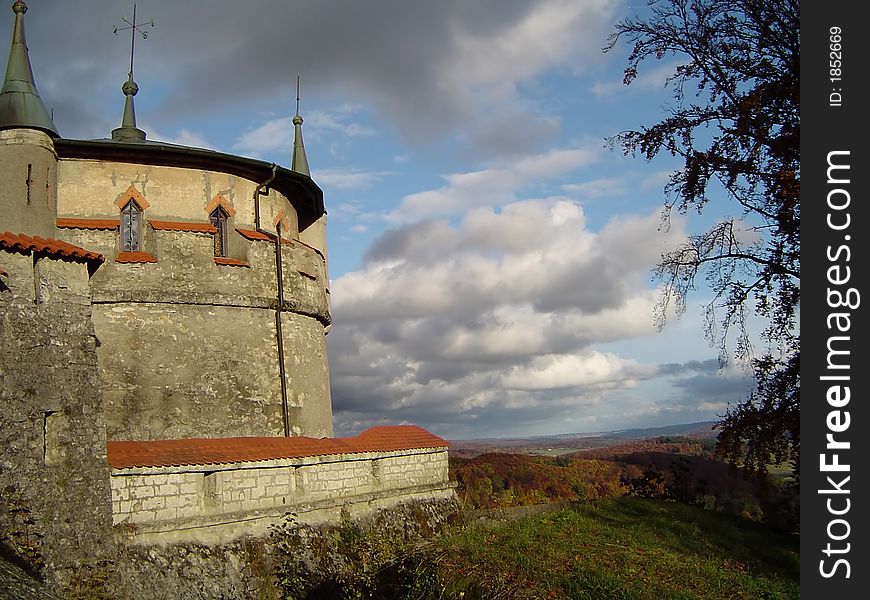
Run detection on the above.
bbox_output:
[801,0,868,597]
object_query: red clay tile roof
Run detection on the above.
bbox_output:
[115,251,158,264]
[214,257,251,267]
[107,425,448,469]
[149,220,218,234]
[235,228,292,244]
[0,231,104,264]
[235,227,272,241]
[56,217,121,230]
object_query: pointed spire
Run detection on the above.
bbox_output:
[111,74,146,141]
[0,1,59,136]
[291,75,310,176]
[111,4,151,142]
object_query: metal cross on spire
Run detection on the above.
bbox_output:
[114,3,154,79]
[295,74,301,116]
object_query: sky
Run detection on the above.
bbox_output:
[5,0,762,439]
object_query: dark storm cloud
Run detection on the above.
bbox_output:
[6,0,619,143]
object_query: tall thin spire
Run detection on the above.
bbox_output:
[291,75,310,176]
[111,4,152,142]
[0,1,58,136]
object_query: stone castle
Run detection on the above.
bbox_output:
[0,1,453,592]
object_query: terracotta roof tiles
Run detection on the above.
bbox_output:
[107,425,448,469]
[56,217,120,230]
[115,251,157,264]
[235,227,272,241]
[214,257,250,267]
[235,228,292,244]
[0,231,104,264]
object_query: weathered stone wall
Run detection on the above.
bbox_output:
[0,129,58,238]
[89,301,333,440]
[0,252,114,590]
[107,497,460,600]
[60,227,329,320]
[94,302,285,440]
[109,449,452,545]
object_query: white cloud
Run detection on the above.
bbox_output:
[562,177,627,199]
[304,108,376,140]
[500,352,653,391]
[233,117,294,157]
[232,107,375,157]
[390,146,599,221]
[146,126,215,150]
[314,168,392,191]
[447,0,621,96]
[328,197,696,436]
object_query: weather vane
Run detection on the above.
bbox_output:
[114,3,154,79]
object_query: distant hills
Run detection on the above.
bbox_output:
[448,421,718,457]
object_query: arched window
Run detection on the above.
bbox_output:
[210,206,229,257]
[120,200,143,251]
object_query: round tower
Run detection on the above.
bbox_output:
[0,0,59,238]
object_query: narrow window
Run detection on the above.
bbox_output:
[119,200,142,251]
[210,206,229,257]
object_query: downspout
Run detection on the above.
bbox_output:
[273,219,290,437]
[253,164,291,437]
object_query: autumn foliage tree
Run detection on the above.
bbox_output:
[451,454,626,509]
[605,0,799,480]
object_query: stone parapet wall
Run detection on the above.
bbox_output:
[0,250,114,587]
[110,447,452,544]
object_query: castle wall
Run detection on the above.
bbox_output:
[53,159,334,441]
[94,302,286,439]
[0,251,114,585]
[56,159,303,243]
[109,448,452,545]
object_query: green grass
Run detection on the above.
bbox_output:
[426,497,799,599]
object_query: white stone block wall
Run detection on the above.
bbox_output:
[377,452,449,488]
[110,448,450,528]
[297,459,375,501]
[111,472,202,525]
[206,466,296,513]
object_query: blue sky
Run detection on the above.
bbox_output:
[6,0,761,439]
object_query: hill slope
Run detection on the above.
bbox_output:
[426,497,799,599]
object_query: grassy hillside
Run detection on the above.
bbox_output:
[424,497,798,599]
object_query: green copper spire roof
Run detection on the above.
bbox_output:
[290,76,310,176]
[111,74,146,141]
[0,0,59,136]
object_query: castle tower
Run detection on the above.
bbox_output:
[0,0,59,238]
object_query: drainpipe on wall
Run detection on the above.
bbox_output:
[254,164,291,437]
